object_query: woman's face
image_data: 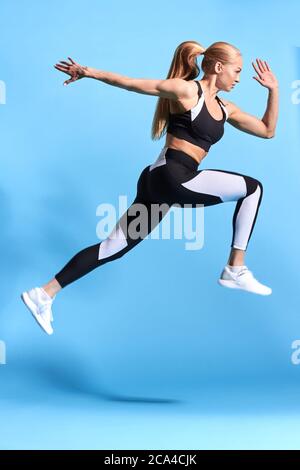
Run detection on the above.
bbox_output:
[217,55,243,92]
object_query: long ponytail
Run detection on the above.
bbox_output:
[151,40,205,141]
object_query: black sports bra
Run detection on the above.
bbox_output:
[166,80,229,152]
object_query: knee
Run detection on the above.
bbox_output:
[245,176,263,196]
[256,180,263,196]
[254,178,263,195]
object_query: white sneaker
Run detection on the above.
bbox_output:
[21,287,56,335]
[218,265,272,296]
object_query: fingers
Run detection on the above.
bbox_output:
[54,57,77,71]
[54,65,69,76]
[253,76,261,83]
[54,64,69,72]
[64,77,76,86]
[256,58,266,73]
[252,60,262,78]
[60,57,77,66]
[252,58,271,75]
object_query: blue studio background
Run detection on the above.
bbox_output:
[0,0,300,450]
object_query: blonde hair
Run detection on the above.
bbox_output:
[151,40,241,141]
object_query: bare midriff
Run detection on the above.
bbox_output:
[165,133,208,166]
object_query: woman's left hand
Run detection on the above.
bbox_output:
[252,58,278,90]
[54,57,88,86]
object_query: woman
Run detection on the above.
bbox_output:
[21,41,279,335]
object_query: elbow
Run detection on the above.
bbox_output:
[265,129,275,139]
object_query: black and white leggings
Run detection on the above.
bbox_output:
[54,146,263,288]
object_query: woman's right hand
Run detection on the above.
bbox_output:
[53,57,88,86]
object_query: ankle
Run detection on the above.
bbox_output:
[227,263,245,267]
[41,287,56,299]
[42,279,62,299]
[227,259,245,266]
[226,264,246,273]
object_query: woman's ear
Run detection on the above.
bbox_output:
[215,61,223,73]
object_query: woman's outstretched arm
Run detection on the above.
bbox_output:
[54,56,193,99]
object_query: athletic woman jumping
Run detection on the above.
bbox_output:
[21,41,279,335]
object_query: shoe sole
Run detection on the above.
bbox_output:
[218,279,272,296]
[21,292,53,335]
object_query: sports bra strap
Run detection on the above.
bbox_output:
[194,80,202,97]
[216,95,224,105]
[216,96,228,120]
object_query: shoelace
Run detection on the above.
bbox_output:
[38,300,52,316]
[236,267,254,280]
